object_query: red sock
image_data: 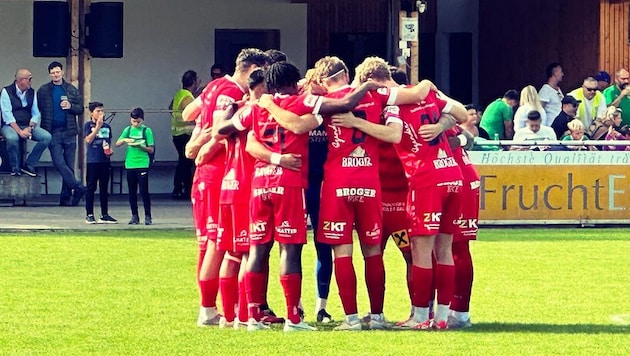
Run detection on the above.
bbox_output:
[197,249,206,280]
[364,254,385,314]
[245,272,266,321]
[280,273,302,324]
[219,277,238,322]
[435,263,455,306]
[334,256,358,315]
[451,241,473,312]
[199,278,219,308]
[411,266,433,307]
[238,278,248,322]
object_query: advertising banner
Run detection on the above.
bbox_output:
[469,151,630,224]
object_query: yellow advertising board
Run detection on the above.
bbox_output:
[469,151,630,224]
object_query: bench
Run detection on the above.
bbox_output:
[0,173,41,206]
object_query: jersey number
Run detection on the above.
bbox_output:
[351,110,367,144]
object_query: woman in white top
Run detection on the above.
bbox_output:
[514,85,547,129]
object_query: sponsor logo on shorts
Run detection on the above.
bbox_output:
[221,180,239,190]
[254,165,283,177]
[390,229,409,249]
[382,201,405,212]
[365,223,381,239]
[423,212,442,223]
[235,230,248,244]
[250,221,267,233]
[456,218,478,230]
[253,186,285,197]
[323,221,347,232]
[276,220,298,236]
[335,187,377,198]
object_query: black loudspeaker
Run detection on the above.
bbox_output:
[88,2,123,58]
[33,1,70,57]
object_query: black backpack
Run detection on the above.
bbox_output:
[141,126,156,166]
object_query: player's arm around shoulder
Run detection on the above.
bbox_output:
[258,94,320,134]
[331,106,402,143]
[245,131,302,171]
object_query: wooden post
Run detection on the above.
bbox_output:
[399,10,408,76]
[410,11,419,84]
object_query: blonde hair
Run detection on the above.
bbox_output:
[567,119,584,131]
[354,56,391,84]
[313,56,349,83]
[519,85,544,112]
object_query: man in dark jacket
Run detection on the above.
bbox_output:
[37,61,86,206]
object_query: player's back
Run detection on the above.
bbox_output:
[220,104,256,205]
[322,85,382,183]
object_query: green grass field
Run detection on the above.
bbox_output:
[1,228,629,355]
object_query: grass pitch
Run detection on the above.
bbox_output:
[0,228,629,355]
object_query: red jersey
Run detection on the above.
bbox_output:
[322,85,386,184]
[193,76,246,183]
[447,126,481,188]
[251,92,323,188]
[388,91,463,188]
[379,105,407,191]
[220,103,256,205]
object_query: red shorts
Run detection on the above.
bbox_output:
[382,189,411,251]
[191,179,221,250]
[249,186,307,245]
[453,180,480,242]
[407,182,463,237]
[316,182,382,246]
[217,203,250,252]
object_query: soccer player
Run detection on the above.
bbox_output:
[445,125,480,329]
[243,61,381,332]
[184,48,269,327]
[333,56,468,330]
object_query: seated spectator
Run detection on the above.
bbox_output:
[551,95,580,139]
[567,76,607,131]
[603,111,629,151]
[0,68,52,176]
[512,110,557,151]
[464,104,498,151]
[562,119,593,151]
[589,106,620,140]
[514,85,547,129]
[595,71,611,92]
[480,89,519,139]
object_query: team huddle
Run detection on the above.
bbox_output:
[182,48,480,332]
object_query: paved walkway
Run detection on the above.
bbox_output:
[0,195,193,231]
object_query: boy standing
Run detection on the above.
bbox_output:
[84,101,117,223]
[115,107,155,225]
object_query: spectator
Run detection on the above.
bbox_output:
[590,106,620,140]
[170,70,197,200]
[514,85,547,129]
[210,64,226,81]
[551,95,580,139]
[567,76,607,130]
[465,104,497,151]
[562,119,591,151]
[595,70,611,92]
[115,108,155,225]
[603,109,629,151]
[539,62,564,120]
[479,89,519,139]
[83,102,117,224]
[0,68,51,177]
[603,68,630,127]
[37,61,86,206]
[512,110,557,150]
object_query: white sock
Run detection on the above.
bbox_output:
[435,304,450,321]
[200,306,218,319]
[315,298,327,312]
[346,313,360,323]
[452,310,470,321]
[370,313,384,321]
[412,307,429,323]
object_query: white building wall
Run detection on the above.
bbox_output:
[0,0,307,194]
